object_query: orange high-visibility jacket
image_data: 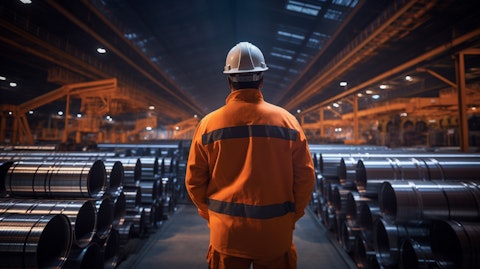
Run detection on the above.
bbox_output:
[185,89,315,259]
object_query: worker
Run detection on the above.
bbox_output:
[185,41,315,269]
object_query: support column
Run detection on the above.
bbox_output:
[456,52,468,152]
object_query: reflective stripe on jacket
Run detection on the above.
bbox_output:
[185,89,315,259]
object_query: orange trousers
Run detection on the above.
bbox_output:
[207,244,297,269]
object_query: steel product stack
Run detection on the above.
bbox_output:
[308,145,480,269]
[0,141,187,268]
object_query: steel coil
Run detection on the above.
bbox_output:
[139,180,158,204]
[94,197,114,240]
[380,180,480,222]
[374,219,430,268]
[353,233,377,269]
[124,207,146,237]
[5,160,106,198]
[113,191,126,228]
[105,157,141,186]
[139,157,159,181]
[123,185,142,209]
[64,243,103,269]
[117,222,136,246]
[331,186,350,214]
[96,229,120,269]
[0,213,71,269]
[399,238,437,269]
[0,198,97,248]
[103,161,124,195]
[345,191,371,222]
[430,219,480,269]
[0,161,13,197]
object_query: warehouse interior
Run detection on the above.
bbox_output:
[1,0,480,269]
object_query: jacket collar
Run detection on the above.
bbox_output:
[225,89,264,104]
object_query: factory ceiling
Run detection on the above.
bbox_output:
[1,0,479,125]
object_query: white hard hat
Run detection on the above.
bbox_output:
[223,42,268,74]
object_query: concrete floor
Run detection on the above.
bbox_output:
[117,203,357,269]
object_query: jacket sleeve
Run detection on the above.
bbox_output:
[292,128,316,222]
[185,125,210,221]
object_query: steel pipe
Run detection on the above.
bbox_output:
[105,157,141,186]
[94,197,114,240]
[64,243,103,269]
[5,160,106,198]
[430,219,480,269]
[380,180,480,222]
[353,233,377,269]
[124,207,146,237]
[0,161,13,197]
[139,157,159,181]
[0,213,72,269]
[96,229,120,269]
[399,238,437,269]
[112,191,126,228]
[103,161,124,195]
[123,185,142,209]
[0,198,97,248]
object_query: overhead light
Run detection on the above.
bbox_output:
[332,103,340,108]
[96,47,107,54]
[339,81,347,87]
[372,94,380,99]
[148,105,155,110]
[28,110,34,114]
[10,82,17,87]
[57,111,64,116]
[146,126,153,131]
[296,109,301,114]
[357,93,363,97]
[0,76,6,80]
[405,75,413,81]
[365,90,374,94]
[379,84,388,89]
[77,113,82,118]
[19,0,32,4]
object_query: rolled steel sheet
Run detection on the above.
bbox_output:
[113,191,126,228]
[399,238,437,269]
[139,180,158,204]
[433,157,480,180]
[0,161,13,197]
[96,229,120,269]
[338,157,357,189]
[94,197,114,240]
[160,157,174,177]
[339,219,361,254]
[373,218,407,267]
[123,185,142,209]
[5,160,106,198]
[345,191,371,222]
[380,180,480,222]
[143,203,157,229]
[374,219,430,268]
[0,198,97,248]
[331,186,351,214]
[353,233,377,269]
[319,154,344,179]
[356,200,381,248]
[430,219,480,269]
[105,157,141,186]
[124,207,146,237]
[139,157,159,181]
[117,222,136,245]
[103,161,124,195]
[0,213,72,269]
[64,243,103,269]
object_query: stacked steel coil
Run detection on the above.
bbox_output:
[309,145,480,269]
[0,143,188,268]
